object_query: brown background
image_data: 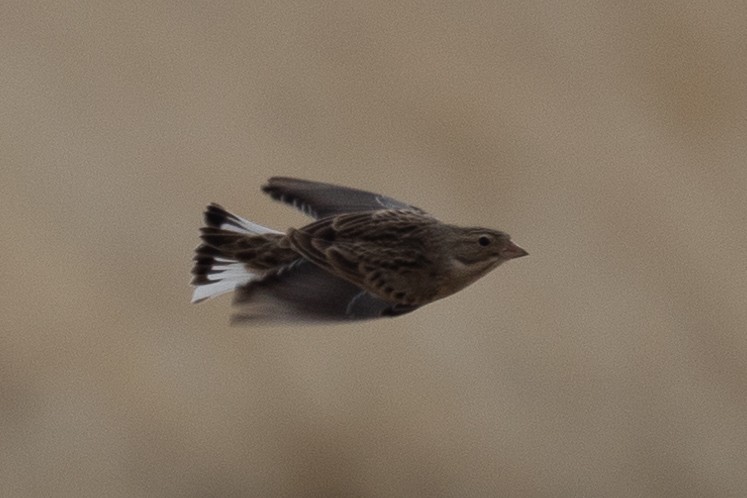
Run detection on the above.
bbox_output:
[2,2,746,496]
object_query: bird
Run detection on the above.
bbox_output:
[191,177,528,324]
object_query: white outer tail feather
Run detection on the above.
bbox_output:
[191,261,257,303]
[191,208,281,303]
[218,215,282,235]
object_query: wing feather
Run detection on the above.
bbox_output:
[287,211,439,305]
[231,260,418,323]
[261,177,427,219]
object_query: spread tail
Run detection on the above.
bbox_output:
[190,204,283,303]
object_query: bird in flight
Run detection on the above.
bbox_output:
[191,177,527,323]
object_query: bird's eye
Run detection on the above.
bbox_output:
[478,235,491,246]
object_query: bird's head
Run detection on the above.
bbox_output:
[444,227,528,286]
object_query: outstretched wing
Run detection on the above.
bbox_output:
[231,260,418,324]
[261,177,427,219]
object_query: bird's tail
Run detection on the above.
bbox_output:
[190,204,288,303]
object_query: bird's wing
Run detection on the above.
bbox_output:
[287,211,436,304]
[231,260,418,324]
[261,177,427,219]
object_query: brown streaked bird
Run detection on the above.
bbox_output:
[191,177,528,323]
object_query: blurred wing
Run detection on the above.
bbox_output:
[231,260,418,324]
[261,177,427,219]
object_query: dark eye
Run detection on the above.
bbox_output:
[478,235,491,246]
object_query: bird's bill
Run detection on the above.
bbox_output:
[502,241,529,259]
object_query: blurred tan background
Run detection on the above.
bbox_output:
[2,1,746,496]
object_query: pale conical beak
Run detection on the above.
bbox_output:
[502,241,529,259]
